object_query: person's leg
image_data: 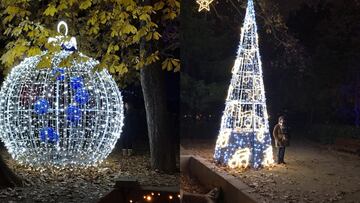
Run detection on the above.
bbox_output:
[125,131,132,156]
[279,147,285,163]
[281,147,286,164]
[277,147,282,164]
[121,133,129,156]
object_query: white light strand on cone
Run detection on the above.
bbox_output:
[214,0,274,169]
[0,21,124,167]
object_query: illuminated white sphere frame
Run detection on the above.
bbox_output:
[0,21,124,167]
[214,0,274,169]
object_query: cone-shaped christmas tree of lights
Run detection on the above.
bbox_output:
[214,0,274,169]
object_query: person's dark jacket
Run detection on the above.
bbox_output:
[272,124,290,147]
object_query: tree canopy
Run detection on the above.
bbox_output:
[0,0,180,86]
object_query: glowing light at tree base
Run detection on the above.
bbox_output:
[214,0,274,169]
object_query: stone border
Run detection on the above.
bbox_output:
[99,178,180,203]
[181,155,259,203]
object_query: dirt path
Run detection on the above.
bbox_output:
[181,137,360,203]
[0,149,178,203]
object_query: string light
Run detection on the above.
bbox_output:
[228,148,251,169]
[214,0,274,169]
[196,0,213,12]
[126,192,179,202]
[0,21,124,167]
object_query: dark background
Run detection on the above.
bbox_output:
[116,70,179,151]
[180,0,360,143]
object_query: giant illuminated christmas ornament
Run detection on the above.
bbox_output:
[214,0,274,169]
[0,21,124,167]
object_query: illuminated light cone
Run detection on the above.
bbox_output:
[214,0,274,169]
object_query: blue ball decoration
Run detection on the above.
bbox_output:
[34,98,50,115]
[70,76,84,90]
[48,131,59,142]
[74,89,90,105]
[52,68,65,81]
[66,105,82,123]
[61,44,76,51]
[39,127,59,143]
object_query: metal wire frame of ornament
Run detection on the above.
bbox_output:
[0,21,124,167]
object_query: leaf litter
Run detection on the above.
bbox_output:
[0,149,179,203]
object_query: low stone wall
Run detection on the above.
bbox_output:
[99,178,180,203]
[181,155,259,203]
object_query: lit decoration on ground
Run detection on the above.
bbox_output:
[214,0,274,169]
[262,147,274,166]
[196,0,214,12]
[228,148,251,169]
[123,191,180,202]
[0,21,124,167]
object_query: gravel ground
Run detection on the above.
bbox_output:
[180,174,208,194]
[0,149,179,203]
[181,137,360,203]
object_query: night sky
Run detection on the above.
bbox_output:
[181,0,360,139]
[277,0,324,16]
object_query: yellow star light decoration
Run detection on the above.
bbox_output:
[196,0,214,12]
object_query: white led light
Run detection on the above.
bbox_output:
[214,0,274,169]
[57,21,68,36]
[0,22,124,167]
[228,148,251,169]
[196,0,214,12]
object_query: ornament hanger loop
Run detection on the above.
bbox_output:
[57,21,68,36]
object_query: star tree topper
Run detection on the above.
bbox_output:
[196,0,214,12]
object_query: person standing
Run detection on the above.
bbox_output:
[272,116,290,164]
[121,102,136,156]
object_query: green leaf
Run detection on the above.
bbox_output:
[37,55,52,69]
[154,2,165,10]
[153,32,161,40]
[139,14,150,22]
[122,24,137,34]
[170,58,180,67]
[5,6,20,15]
[79,0,92,10]
[43,4,57,16]
[87,13,97,25]
[27,47,42,56]
[59,57,72,68]
[2,15,14,24]
[99,12,108,24]
[161,58,180,71]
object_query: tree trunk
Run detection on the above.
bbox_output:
[0,155,23,188]
[140,63,176,173]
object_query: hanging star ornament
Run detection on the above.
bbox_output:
[196,0,214,12]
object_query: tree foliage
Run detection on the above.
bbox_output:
[0,0,180,86]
